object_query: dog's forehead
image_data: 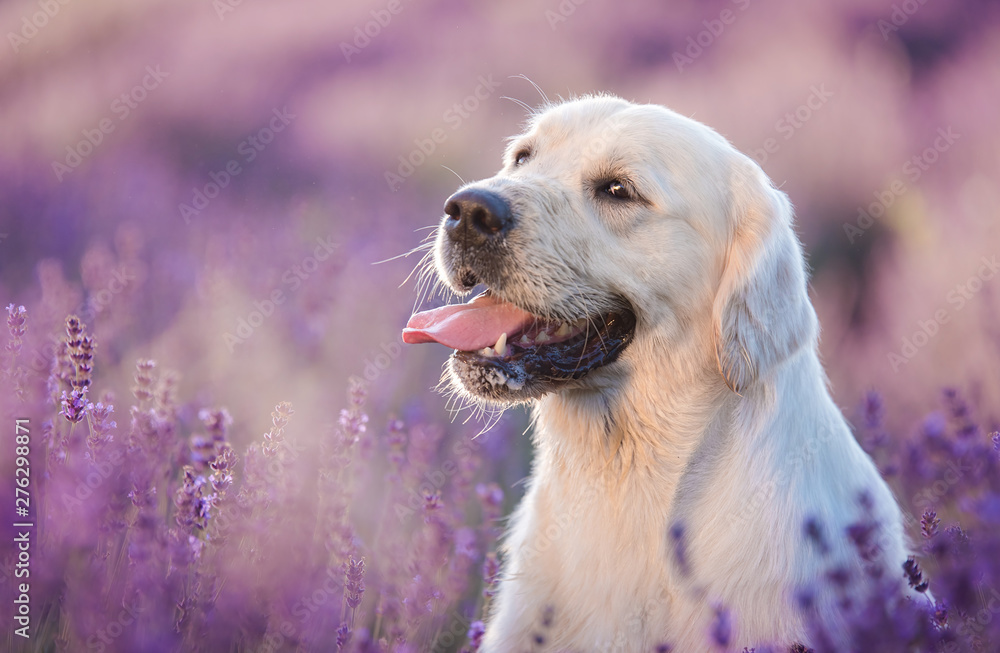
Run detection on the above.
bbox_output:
[513,97,732,169]
[527,97,631,142]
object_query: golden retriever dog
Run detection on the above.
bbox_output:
[403,95,912,652]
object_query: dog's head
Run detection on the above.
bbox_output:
[404,95,817,404]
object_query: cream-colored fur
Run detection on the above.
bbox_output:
[427,96,910,652]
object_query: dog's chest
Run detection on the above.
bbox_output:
[507,461,682,648]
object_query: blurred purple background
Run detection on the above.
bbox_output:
[1,0,999,493]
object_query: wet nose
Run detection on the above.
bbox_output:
[443,188,513,245]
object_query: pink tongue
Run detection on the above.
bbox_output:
[403,294,536,351]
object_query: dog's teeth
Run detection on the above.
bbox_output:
[481,347,495,357]
[535,331,551,344]
[573,318,588,329]
[555,323,571,337]
[495,332,508,357]
[519,334,532,345]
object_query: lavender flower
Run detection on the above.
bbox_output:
[921,510,940,539]
[4,304,27,399]
[339,407,369,443]
[669,523,689,575]
[345,555,366,610]
[60,315,95,391]
[60,388,88,423]
[943,387,980,439]
[132,358,157,405]
[482,552,500,598]
[5,303,26,345]
[476,484,505,549]
[466,620,486,651]
[174,466,213,532]
[803,517,830,556]
[85,400,116,455]
[337,622,351,651]
[902,556,929,593]
[199,407,232,441]
[710,603,732,647]
[262,400,293,456]
[209,442,236,493]
[862,390,884,429]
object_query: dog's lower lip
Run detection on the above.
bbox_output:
[454,307,636,388]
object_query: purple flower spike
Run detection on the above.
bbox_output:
[920,510,940,539]
[862,390,885,429]
[345,556,366,609]
[467,620,485,651]
[60,388,88,423]
[6,303,26,345]
[710,603,731,647]
[902,557,929,593]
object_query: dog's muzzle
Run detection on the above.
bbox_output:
[402,185,636,403]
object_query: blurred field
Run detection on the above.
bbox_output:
[1,0,1000,650]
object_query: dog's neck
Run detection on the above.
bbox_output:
[532,339,740,483]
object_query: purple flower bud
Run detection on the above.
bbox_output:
[60,389,88,423]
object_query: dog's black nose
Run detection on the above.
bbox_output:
[443,188,513,244]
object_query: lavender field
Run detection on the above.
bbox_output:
[1,0,1000,651]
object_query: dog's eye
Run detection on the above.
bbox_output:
[599,180,630,199]
[514,150,531,167]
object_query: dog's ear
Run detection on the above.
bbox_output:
[712,157,817,395]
